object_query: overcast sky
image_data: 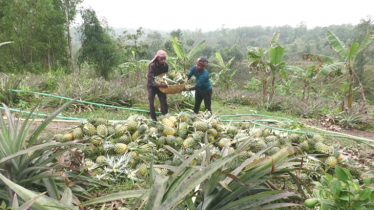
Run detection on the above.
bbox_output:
[80,0,374,31]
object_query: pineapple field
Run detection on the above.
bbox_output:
[1,96,373,209]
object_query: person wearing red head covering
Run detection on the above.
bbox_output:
[147,50,169,121]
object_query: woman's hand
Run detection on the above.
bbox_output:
[159,82,168,88]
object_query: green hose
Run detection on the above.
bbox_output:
[5,89,374,143]
[11,89,159,114]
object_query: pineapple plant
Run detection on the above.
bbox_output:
[54,133,64,142]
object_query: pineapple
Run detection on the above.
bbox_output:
[132,130,139,141]
[107,126,115,136]
[228,126,238,138]
[289,133,300,143]
[96,124,108,137]
[114,124,127,137]
[62,133,74,142]
[54,134,64,142]
[83,158,95,169]
[138,124,148,135]
[83,123,96,136]
[96,156,106,165]
[73,127,83,139]
[95,118,109,126]
[176,129,187,138]
[265,135,278,144]
[166,135,176,145]
[194,121,209,132]
[218,138,232,148]
[183,137,196,148]
[118,135,131,144]
[315,142,329,153]
[252,128,262,138]
[136,163,147,176]
[299,141,310,153]
[154,168,169,176]
[313,134,325,143]
[162,118,174,128]
[168,116,178,125]
[163,126,176,136]
[158,136,166,145]
[156,149,169,161]
[90,135,103,146]
[267,147,281,155]
[170,137,183,150]
[207,128,218,137]
[325,156,337,167]
[126,120,138,134]
[114,143,128,154]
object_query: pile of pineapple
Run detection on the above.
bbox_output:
[154,70,186,86]
[54,111,349,182]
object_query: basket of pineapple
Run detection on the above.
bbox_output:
[155,71,186,94]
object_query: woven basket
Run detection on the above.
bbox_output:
[159,83,185,94]
[156,73,186,94]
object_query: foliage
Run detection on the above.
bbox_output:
[139,145,302,210]
[317,27,374,109]
[210,52,237,90]
[0,73,21,106]
[304,165,374,209]
[0,0,69,72]
[117,27,149,60]
[171,37,205,73]
[0,100,81,203]
[77,9,120,79]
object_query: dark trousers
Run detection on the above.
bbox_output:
[147,86,168,121]
[193,89,212,114]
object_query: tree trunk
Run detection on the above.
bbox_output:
[301,81,306,101]
[47,39,51,69]
[262,68,267,103]
[347,67,354,108]
[270,71,276,101]
[65,0,76,73]
[306,83,310,102]
[13,27,26,66]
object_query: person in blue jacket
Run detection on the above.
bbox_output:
[184,57,213,114]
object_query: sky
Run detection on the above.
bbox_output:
[80,0,374,31]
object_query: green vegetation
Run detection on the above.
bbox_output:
[1,3,374,210]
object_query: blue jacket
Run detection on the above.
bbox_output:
[188,66,212,92]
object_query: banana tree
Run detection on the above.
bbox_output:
[248,30,283,103]
[171,37,205,73]
[267,43,286,101]
[248,46,268,102]
[287,64,323,102]
[209,52,236,90]
[319,28,374,109]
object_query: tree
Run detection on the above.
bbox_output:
[210,52,236,90]
[171,37,205,73]
[63,0,82,73]
[118,27,148,60]
[317,28,374,109]
[247,30,286,102]
[78,9,120,79]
